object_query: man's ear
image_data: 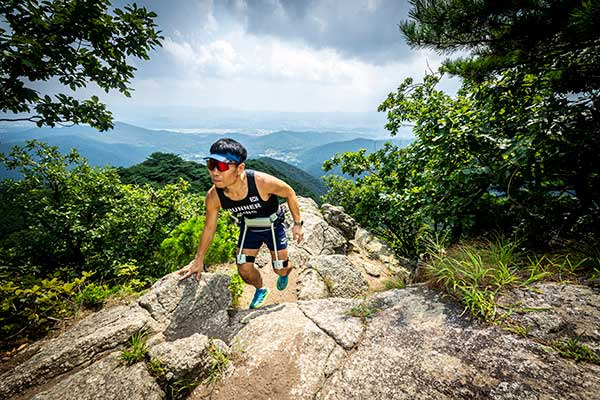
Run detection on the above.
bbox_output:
[236,162,245,175]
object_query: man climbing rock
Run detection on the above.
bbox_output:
[178,138,304,309]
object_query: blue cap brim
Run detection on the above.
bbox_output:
[203,153,231,163]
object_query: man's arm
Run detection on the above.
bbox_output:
[256,172,304,243]
[178,187,220,281]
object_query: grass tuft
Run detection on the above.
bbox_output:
[120,329,148,365]
[552,337,600,365]
[345,300,379,322]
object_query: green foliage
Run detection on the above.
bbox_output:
[552,337,600,365]
[0,0,162,130]
[159,214,238,272]
[325,2,599,257]
[0,141,200,281]
[0,271,91,341]
[424,236,597,322]
[117,153,212,194]
[120,329,148,365]
[228,272,246,308]
[325,69,600,256]
[401,0,600,93]
[0,141,203,341]
[75,282,111,308]
[345,300,379,322]
[383,275,406,290]
[147,357,167,378]
[424,237,522,321]
[204,339,231,385]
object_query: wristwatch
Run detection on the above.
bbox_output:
[294,220,304,227]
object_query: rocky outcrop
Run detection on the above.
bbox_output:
[4,197,600,400]
[205,286,600,400]
[497,282,600,353]
[297,255,368,300]
[30,352,164,400]
[1,273,231,400]
[286,198,412,300]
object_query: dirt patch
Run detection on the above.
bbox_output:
[213,247,298,310]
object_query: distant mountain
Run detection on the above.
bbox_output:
[117,153,323,203]
[254,157,327,198]
[295,137,413,178]
[0,122,412,184]
[0,136,155,180]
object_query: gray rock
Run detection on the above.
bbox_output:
[283,198,348,258]
[0,304,159,399]
[316,286,600,400]
[300,255,368,300]
[148,333,229,381]
[31,352,164,400]
[203,303,345,400]
[1,272,233,400]
[497,282,600,352]
[321,203,357,240]
[297,267,329,300]
[298,298,364,349]
[137,272,231,342]
[353,227,413,279]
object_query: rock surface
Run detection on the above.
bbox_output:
[497,282,600,352]
[200,286,600,400]
[30,352,164,400]
[298,255,368,300]
[4,197,600,400]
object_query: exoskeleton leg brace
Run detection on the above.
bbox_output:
[236,213,287,270]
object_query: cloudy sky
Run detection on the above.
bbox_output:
[100,0,459,118]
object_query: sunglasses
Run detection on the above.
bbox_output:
[206,158,237,172]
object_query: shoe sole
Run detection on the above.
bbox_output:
[250,289,270,309]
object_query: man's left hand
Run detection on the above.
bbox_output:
[293,225,304,243]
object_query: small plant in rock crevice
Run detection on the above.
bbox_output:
[120,329,148,365]
[204,338,231,385]
[551,337,600,365]
[345,300,379,322]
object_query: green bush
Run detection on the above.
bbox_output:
[0,271,92,341]
[159,214,238,271]
[228,272,245,308]
[75,282,111,308]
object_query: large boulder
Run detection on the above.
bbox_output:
[352,227,413,280]
[148,333,230,382]
[198,286,600,400]
[0,304,160,399]
[2,272,233,400]
[137,271,231,342]
[320,203,357,240]
[30,352,164,400]
[297,255,368,300]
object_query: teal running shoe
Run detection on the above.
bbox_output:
[276,275,289,291]
[249,287,270,309]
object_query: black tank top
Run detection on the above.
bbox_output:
[215,170,280,219]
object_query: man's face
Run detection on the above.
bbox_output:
[208,160,243,188]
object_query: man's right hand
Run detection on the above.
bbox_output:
[178,259,203,282]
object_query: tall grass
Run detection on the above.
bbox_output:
[424,234,599,322]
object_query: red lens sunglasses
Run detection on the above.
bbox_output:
[206,158,236,172]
